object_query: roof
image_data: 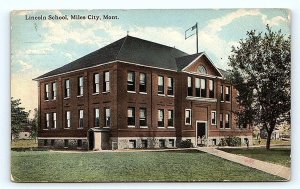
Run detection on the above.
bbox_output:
[35,35,226,80]
[218,68,230,79]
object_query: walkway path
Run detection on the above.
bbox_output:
[197,147,291,180]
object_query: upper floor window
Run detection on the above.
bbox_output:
[198,65,207,74]
[52,82,57,100]
[52,112,57,129]
[139,108,147,127]
[66,111,71,128]
[211,111,216,125]
[94,108,100,127]
[209,80,214,98]
[220,85,224,101]
[78,77,84,96]
[127,107,135,126]
[65,79,70,98]
[127,71,135,92]
[158,109,164,127]
[103,71,110,92]
[158,76,164,95]
[225,86,231,102]
[220,113,223,129]
[139,73,147,93]
[45,113,50,128]
[187,76,193,96]
[105,108,111,127]
[167,77,174,96]
[225,113,230,128]
[45,84,49,100]
[168,110,174,127]
[78,110,84,128]
[93,73,99,94]
[200,78,206,97]
[185,109,192,125]
[195,78,200,97]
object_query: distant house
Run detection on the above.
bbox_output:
[34,36,252,150]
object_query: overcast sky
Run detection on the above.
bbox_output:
[10,9,290,114]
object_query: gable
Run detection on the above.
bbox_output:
[182,53,223,77]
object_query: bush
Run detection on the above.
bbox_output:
[179,140,193,148]
[218,137,241,147]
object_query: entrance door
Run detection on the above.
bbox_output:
[88,130,94,150]
[197,122,206,146]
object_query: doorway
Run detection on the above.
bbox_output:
[196,121,207,146]
[88,130,94,150]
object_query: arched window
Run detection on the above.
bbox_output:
[198,65,207,74]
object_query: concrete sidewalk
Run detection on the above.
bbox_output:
[197,147,290,180]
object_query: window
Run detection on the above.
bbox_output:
[159,139,165,148]
[64,140,68,148]
[52,82,57,100]
[127,107,135,126]
[129,140,136,149]
[158,109,164,127]
[66,111,71,128]
[169,139,175,147]
[45,84,49,100]
[225,113,230,128]
[141,140,148,148]
[168,110,174,127]
[78,76,84,96]
[139,108,147,127]
[139,73,146,93]
[200,78,206,97]
[65,79,70,98]
[78,110,84,128]
[187,76,193,96]
[185,109,191,125]
[103,71,110,92]
[198,65,207,74]
[209,80,214,98]
[93,73,99,93]
[77,139,82,148]
[52,112,57,129]
[211,111,216,125]
[225,86,230,102]
[104,108,111,127]
[195,78,200,97]
[167,77,174,96]
[44,140,48,146]
[51,139,55,146]
[220,113,223,129]
[45,113,50,128]
[158,76,164,95]
[127,71,135,91]
[94,108,100,127]
[220,85,224,101]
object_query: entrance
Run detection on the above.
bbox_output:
[196,121,207,146]
[88,130,94,150]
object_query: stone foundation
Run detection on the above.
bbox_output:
[38,138,88,150]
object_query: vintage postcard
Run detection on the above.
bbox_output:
[11,9,291,182]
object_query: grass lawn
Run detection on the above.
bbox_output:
[11,139,38,148]
[219,148,291,167]
[252,139,291,146]
[11,150,283,182]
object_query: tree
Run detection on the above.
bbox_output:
[11,97,29,140]
[30,108,39,142]
[228,25,291,149]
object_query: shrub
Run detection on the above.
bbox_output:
[218,137,241,147]
[179,140,193,148]
[218,138,227,146]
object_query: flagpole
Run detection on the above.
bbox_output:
[196,22,198,54]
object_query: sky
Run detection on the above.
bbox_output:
[10,9,290,115]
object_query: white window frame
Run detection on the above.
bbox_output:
[93,73,100,94]
[225,86,231,102]
[139,73,147,94]
[52,112,57,129]
[139,108,147,128]
[78,76,84,96]
[185,109,192,125]
[167,110,174,128]
[104,108,111,128]
[94,108,100,127]
[167,77,174,96]
[45,84,49,100]
[158,76,164,95]
[52,82,57,100]
[78,110,84,128]
[127,71,135,92]
[65,79,70,98]
[211,111,216,125]
[66,111,71,128]
[103,71,110,93]
[225,113,230,129]
[127,107,135,127]
[45,113,50,128]
[157,109,164,127]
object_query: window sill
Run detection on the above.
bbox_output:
[167,95,174,98]
[185,123,191,125]
[139,92,147,95]
[77,95,83,98]
[220,101,224,103]
[43,129,49,130]
[45,100,49,102]
[128,125,135,128]
[92,93,99,95]
[211,124,216,126]
[157,127,166,129]
[158,94,165,96]
[102,91,110,94]
[167,126,175,129]
[64,97,70,100]
[77,128,84,129]
[103,127,110,129]
[127,91,136,94]
[225,101,231,103]
[64,127,71,129]
[140,126,148,128]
